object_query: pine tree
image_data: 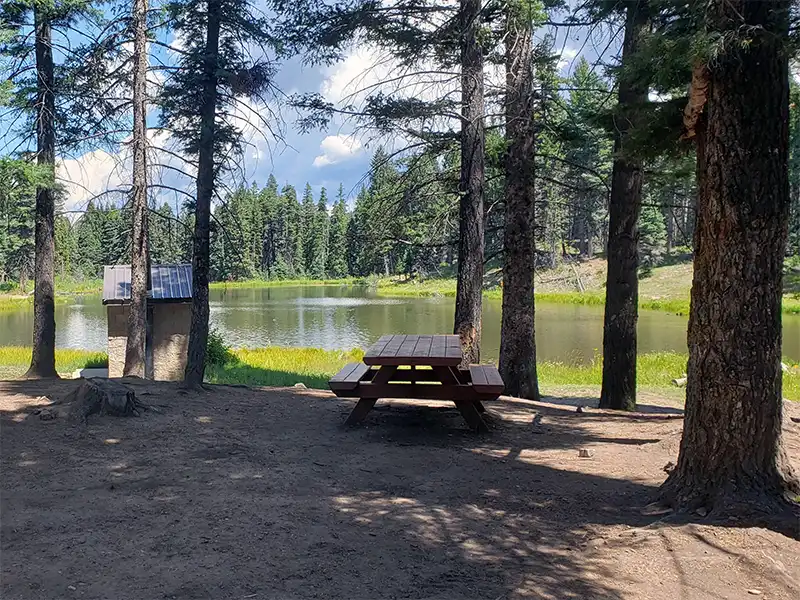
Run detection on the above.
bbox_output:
[327,184,349,278]
[454,0,486,365]
[300,183,316,274]
[281,184,302,276]
[499,0,546,401]
[74,202,104,277]
[659,0,800,521]
[124,0,151,377]
[599,0,650,411]
[0,158,40,287]
[53,215,75,278]
[308,187,329,279]
[159,0,279,385]
[638,203,666,276]
[260,174,280,277]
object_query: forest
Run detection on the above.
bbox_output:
[4,67,800,286]
[1,0,800,526]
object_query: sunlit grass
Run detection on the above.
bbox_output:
[206,346,365,388]
[374,276,798,315]
[0,343,795,401]
[538,352,799,401]
[0,297,33,312]
[54,276,103,294]
[0,346,108,378]
[205,347,798,401]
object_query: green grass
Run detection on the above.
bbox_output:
[0,296,34,312]
[205,346,799,401]
[374,275,798,316]
[0,276,102,312]
[54,276,103,295]
[538,352,799,401]
[0,346,107,378]
[538,352,689,387]
[205,346,365,388]
[0,343,796,402]
[209,277,365,290]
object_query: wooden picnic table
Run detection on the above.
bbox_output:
[329,334,504,432]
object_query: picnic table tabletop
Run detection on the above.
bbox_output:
[363,334,462,367]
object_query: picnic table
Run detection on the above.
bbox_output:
[329,334,504,432]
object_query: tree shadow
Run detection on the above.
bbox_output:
[1,379,796,600]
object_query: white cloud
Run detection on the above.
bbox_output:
[57,149,130,216]
[321,46,395,106]
[313,134,363,167]
[557,47,579,72]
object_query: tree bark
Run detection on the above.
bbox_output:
[499,14,539,401]
[660,0,800,520]
[599,1,649,411]
[184,2,221,387]
[454,0,485,366]
[25,5,58,379]
[123,0,151,378]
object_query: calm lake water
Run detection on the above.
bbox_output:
[1,285,798,364]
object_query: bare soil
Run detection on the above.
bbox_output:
[1,379,799,600]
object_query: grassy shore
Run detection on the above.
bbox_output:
[374,261,800,316]
[0,344,797,401]
[0,347,108,379]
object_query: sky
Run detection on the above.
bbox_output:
[0,1,617,216]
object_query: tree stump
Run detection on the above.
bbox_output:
[37,378,145,424]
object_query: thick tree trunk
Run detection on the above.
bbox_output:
[499,17,539,401]
[25,6,58,379]
[454,0,485,366]
[123,0,150,378]
[184,3,221,387]
[660,0,800,519]
[599,1,649,411]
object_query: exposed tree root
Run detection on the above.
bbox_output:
[658,475,800,539]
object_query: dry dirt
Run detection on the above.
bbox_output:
[1,378,799,600]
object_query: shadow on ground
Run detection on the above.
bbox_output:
[1,378,797,599]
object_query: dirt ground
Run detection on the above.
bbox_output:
[1,379,799,600]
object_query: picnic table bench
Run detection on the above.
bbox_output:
[329,334,504,432]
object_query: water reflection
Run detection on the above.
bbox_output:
[0,285,798,364]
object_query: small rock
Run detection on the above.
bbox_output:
[578,448,593,458]
[68,586,77,591]
[576,405,584,413]
[663,461,676,474]
[695,507,708,517]
[37,408,57,421]
[747,590,762,596]
[293,383,307,389]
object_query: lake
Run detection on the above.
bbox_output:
[1,285,799,363]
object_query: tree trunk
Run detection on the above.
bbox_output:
[25,5,58,379]
[123,0,150,378]
[660,0,800,520]
[499,14,539,401]
[599,1,649,411]
[184,3,221,387]
[666,189,674,255]
[454,0,485,366]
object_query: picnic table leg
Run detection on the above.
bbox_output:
[345,398,378,425]
[454,398,489,433]
[432,366,488,431]
[343,365,398,427]
[472,398,486,413]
